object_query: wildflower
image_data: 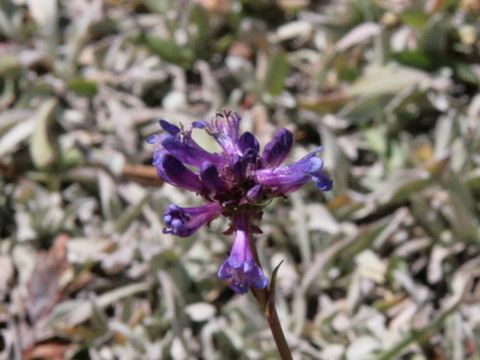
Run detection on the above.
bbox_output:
[217,213,268,294]
[150,109,332,294]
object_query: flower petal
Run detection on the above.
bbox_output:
[192,120,208,129]
[312,171,333,191]
[228,228,247,268]
[239,131,260,155]
[248,265,269,289]
[262,128,293,167]
[253,149,327,193]
[209,110,241,155]
[217,260,234,281]
[154,153,204,192]
[218,250,268,294]
[159,119,181,135]
[230,278,250,294]
[161,135,221,168]
[230,154,246,181]
[163,203,222,237]
[200,162,228,193]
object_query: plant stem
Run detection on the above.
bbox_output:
[252,287,293,360]
[248,234,293,360]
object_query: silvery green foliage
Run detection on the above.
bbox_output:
[0,0,479,359]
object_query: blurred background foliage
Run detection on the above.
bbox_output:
[0,0,480,359]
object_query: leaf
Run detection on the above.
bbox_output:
[263,50,288,96]
[0,117,35,158]
[355,250,386,284]
[185,303,216,322]
[23,341,73,360]
[114,194,149,233]
[374,169,433,205]
[120,163,163,187]
[347,66,431,98]
[98,171,123,221]
[189,5,211,53]
[0,54,21,76]
[393,50,434,70]
[399,10,429,28]
[27,0,58,41]
[0,255,13,298]
[29,98,58,169]
[334,22,381,52]
[298,91,349,113]
[144,34,195,69]
[68,78,98,97]
[444,172,480,243]
[45,282,151,328]
[0,109,34,134]
[466,169,480,190]
[28,234,70,322]
[321,125,350,194]
[268,260,284,300]
[420,15,448,54]
[452,62,480,85]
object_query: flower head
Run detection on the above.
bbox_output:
[150,109,332,294]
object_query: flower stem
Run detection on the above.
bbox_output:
[248,235,293,360]
[252,287,293,360]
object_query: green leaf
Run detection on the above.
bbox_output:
[399,10,429,28]
[189,5,210,54]
[378,171,433,205]
[452,62,480,85]
[420,15,448,54]
[68,78,98,97]
[0,55,21,76]
[393,50,434,70]
[263,50,288,96]
[144,34,195,69]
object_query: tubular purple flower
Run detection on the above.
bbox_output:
[217,216,268,294]
[163,203,222,237]
[262,128,293,167]
[154,153,204,192]
[253,148,331,194]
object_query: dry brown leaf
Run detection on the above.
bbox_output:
[122,163,163,187]
[23,341,74,360]
[27,234,71,323]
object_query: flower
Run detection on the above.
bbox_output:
[217,213,268,294]
[150,109,332,294]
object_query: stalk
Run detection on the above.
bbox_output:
[248,234,293,360]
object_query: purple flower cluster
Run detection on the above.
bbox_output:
[149,109,332,294]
